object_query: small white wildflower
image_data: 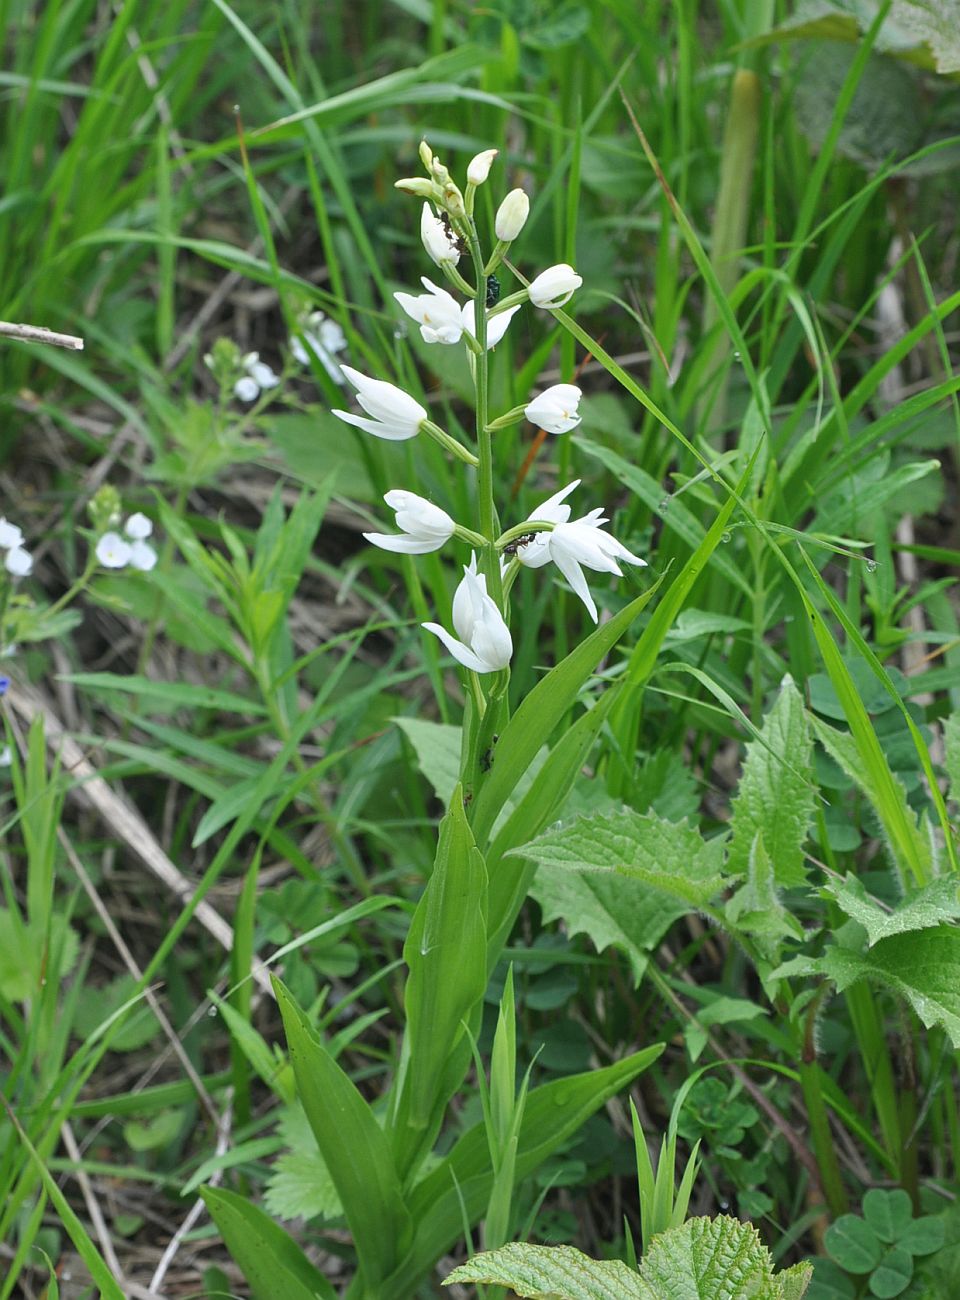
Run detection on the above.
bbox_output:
[124,512,153,540]
[420,202,461,267]
[423,555,512,674]
[332,366,428,441]
[527,263,582,309]
[234,352,280,403]
[495,188,529,241]
[363,490,456,554]
[0,518,24,550]
[4,547,32,578]
[96,532,132,569]
[524,384,582,434]
[129,541,158,572]
[291,312,347,384]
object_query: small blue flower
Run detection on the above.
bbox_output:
[0,676,8,697]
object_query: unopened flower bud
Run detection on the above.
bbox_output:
[395,176,436,200]
[443,182,467,220]
[418,140,434,171]
[467,149,498,185]
[495,188,529,241]
[88,485,122,534]
[430,156,451,187]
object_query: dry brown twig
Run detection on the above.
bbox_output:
[0,320,84,350]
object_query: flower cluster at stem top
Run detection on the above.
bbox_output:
[330,142,646,672]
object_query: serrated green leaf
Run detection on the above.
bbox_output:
[400,786,488,1132]
[394,717,461,805]
[725,834,805,960]
[516,809,728,909]
[200,1186,336,1300]
[819,929,960,1046]
[470,581,663,846]
[444,1241,645,1297]
[863,1189,913,1241]
[827,876,960,946]
[728,677,815,887]
[635,1216,813,1298]
[264,1149,342,1223]
[274,979,412,1285]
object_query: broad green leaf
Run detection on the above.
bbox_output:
[444,1242,645,1297]
[516,810,728,909]
[819,928,960,1046]
[529,863,688,985]
[394,1046,663,1296]
[899,1215,946,1256]
[810,714,931,885]
[728,677,815,887]
[684,996,768,1064]
[863,1189,913,1242]
[394,717,461,805]
[274,979,412,1285]
[725,834,805,963]
[485,690,617,965]
[400,786,488,1131]
[200,1186,336,1300]
[869,1245,914,1298]
[827,875,960,946]
[635,1216,813,1299]
[470,580,663,846]
[754,1,960,73]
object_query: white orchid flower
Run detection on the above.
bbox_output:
[0,518,24,550]
[394,278,465,345]
[333,366,428,441]
[461,301,522,351]
[467,148,498,185]
[525,384,582,434]
[234,351,280,403]
[291,312,347,384]
[495,188,530,241]
[423,555,512,674]
[527,263,583,309]
[95,532,132,569]
[363,490,456,554]
[517,481,646,621]
[420,202,461,267]
[4,547,32,577]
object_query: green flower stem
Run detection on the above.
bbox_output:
[484,239,510,275]
[468,230,503,607]
[443,261,477,298]
[485,405,526,432]
[454,524,488,549]
[799,989,849,1217]
[421,420,479,467]
[489,288,527,315]
[494,519,555,550]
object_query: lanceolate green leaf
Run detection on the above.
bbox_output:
[386,1046,663,1298]
[200,1185,337,1300]
[274,979,412,1288]
[469,580,663,846]
[399,786,488,1133]
[728,676,815,888]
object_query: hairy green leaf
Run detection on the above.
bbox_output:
[444,1242,646,1297]
[636,1216,813,1298]
[827,875,960,945]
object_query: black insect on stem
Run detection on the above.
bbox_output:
[439,211,467,257]
[480,734,499,773]
[502,532,536,558]
[485,274,501,308]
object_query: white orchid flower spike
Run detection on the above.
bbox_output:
[423,555,513,673]
[394,278,465,345]
[525,384,582,434]
[333,366,428,441]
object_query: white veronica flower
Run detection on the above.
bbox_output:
[394,278,465,345]
[423,555,512,674]
[124,512,152,540]
[95,532,132,569]
[420,202,461,267]
[363,490,455,554]
[129,540,158,571]
[291,312,347,384]
[495,188,529,241]
[4,547,32,577]
[461,301,522,351]
[332,366,428,441]
[467,148,498,185]
[527,264,583,309]
[518,481,646,621]
[524,384,582,434]
[0,518,24,550]
[234,352,280,403]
